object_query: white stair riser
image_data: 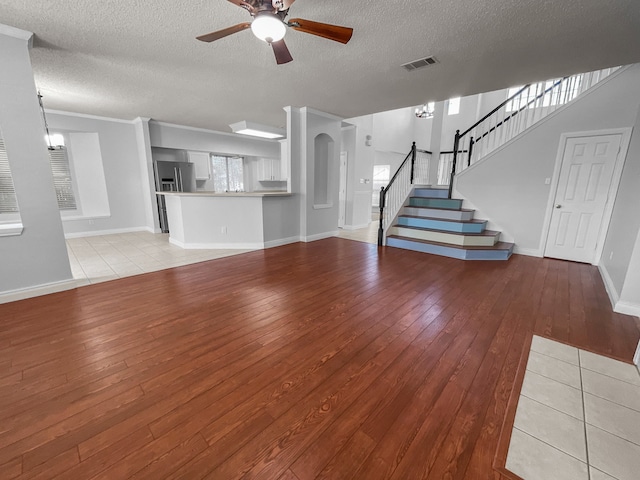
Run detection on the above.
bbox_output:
[402,207,474,221]
[389,226,499,247]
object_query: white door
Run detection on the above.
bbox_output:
[338,152,347,228]
[545,134,622,263]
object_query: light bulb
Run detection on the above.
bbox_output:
[251,14,286,43]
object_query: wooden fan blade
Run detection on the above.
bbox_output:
[271,39,293,65]
[196,23,251,43]
[226,0,255,14]
[289,18,353,44]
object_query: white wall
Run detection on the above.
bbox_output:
[0,25,73,297]
[47,112,148,236]
[67,132,110,218]
[262,196,300,247]
[289,107,342,240]
[455,65,640,254]
[372,107,415,154]
[600,104,640,314]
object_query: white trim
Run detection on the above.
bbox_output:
[45,109,135,124]
[342,222,372,231]
[614,301,640,317]
[302,231,338,242]
[150,120,282,142]
[313,203,333,210]
[0,222,24,236]
[264,236,300,249]
[64,226,151,239]
[168,237,262,250]
[513,246,542,257]
[300,107,343,122]
[541,128,632,265]
[598,263,620,308]
[0,279,77,305]
[633,339,640,366]
[61,214,111,222]
[0,24,33,41]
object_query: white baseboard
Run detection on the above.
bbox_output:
[614,300,640,317]
[301,231,339,243]
[264,236,300,249]
[341,222,372,231]
[598,264,620,309]
[64,226,152,239]
[634,339,640,366]
[168,237,262,250]
[513,246,543,257]
[0,279,77,305]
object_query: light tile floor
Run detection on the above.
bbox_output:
[336,220,378,244]
[506,335,640,480]
[67,231,254,285]
[68,221,379,286]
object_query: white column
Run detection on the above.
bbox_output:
[0,24,73,296]
[133,117,160,232]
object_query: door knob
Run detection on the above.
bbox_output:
[555,204,562,209]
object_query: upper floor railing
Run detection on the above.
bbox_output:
[446,66,620,196]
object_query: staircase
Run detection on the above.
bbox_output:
[385,186,514,260]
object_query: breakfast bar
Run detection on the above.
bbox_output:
[158,191,295,249]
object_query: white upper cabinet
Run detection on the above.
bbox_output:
[188,151,211,180]
[257,157,283,181]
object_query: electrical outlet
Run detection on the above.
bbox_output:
[221,226,227,234]
[544,178,551,185]
[610,251,614,260]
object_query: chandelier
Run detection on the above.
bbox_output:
[415,102,435,118]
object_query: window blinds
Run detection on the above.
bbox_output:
[0,139,19,214]
[0,139,77,212]
[48,148,77,210]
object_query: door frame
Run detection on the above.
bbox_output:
[338,151,348,228]
[541,128,632,265]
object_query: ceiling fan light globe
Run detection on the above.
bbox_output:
[251,14,286,43]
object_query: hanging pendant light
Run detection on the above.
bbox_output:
[37,92,64,150]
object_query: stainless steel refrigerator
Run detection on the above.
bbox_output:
[154,161,196,233]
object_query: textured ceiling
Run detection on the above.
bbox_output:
[1,0,640,132]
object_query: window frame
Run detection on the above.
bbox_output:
[211,155,245,192]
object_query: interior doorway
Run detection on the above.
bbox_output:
[544,130,629,264]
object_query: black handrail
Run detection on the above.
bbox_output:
[450,77,568,195]
[378,142,417,246]
[472,78,565,147]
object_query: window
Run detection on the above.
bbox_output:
[212,155,244,192]
[0,135,77,214]
[372,165,390,207]
[448,97,460,115]
[0,139,19,214]
[49,148,77,210]
[506,76,584,112]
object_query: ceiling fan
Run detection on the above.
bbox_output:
[196,0,354,65]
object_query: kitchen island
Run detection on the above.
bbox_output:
[157,191,298,249]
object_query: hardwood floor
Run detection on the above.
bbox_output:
[1,238,638,479]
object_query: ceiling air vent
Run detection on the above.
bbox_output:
[401,56,438,72]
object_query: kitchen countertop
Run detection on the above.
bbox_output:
[156,191,291,197]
